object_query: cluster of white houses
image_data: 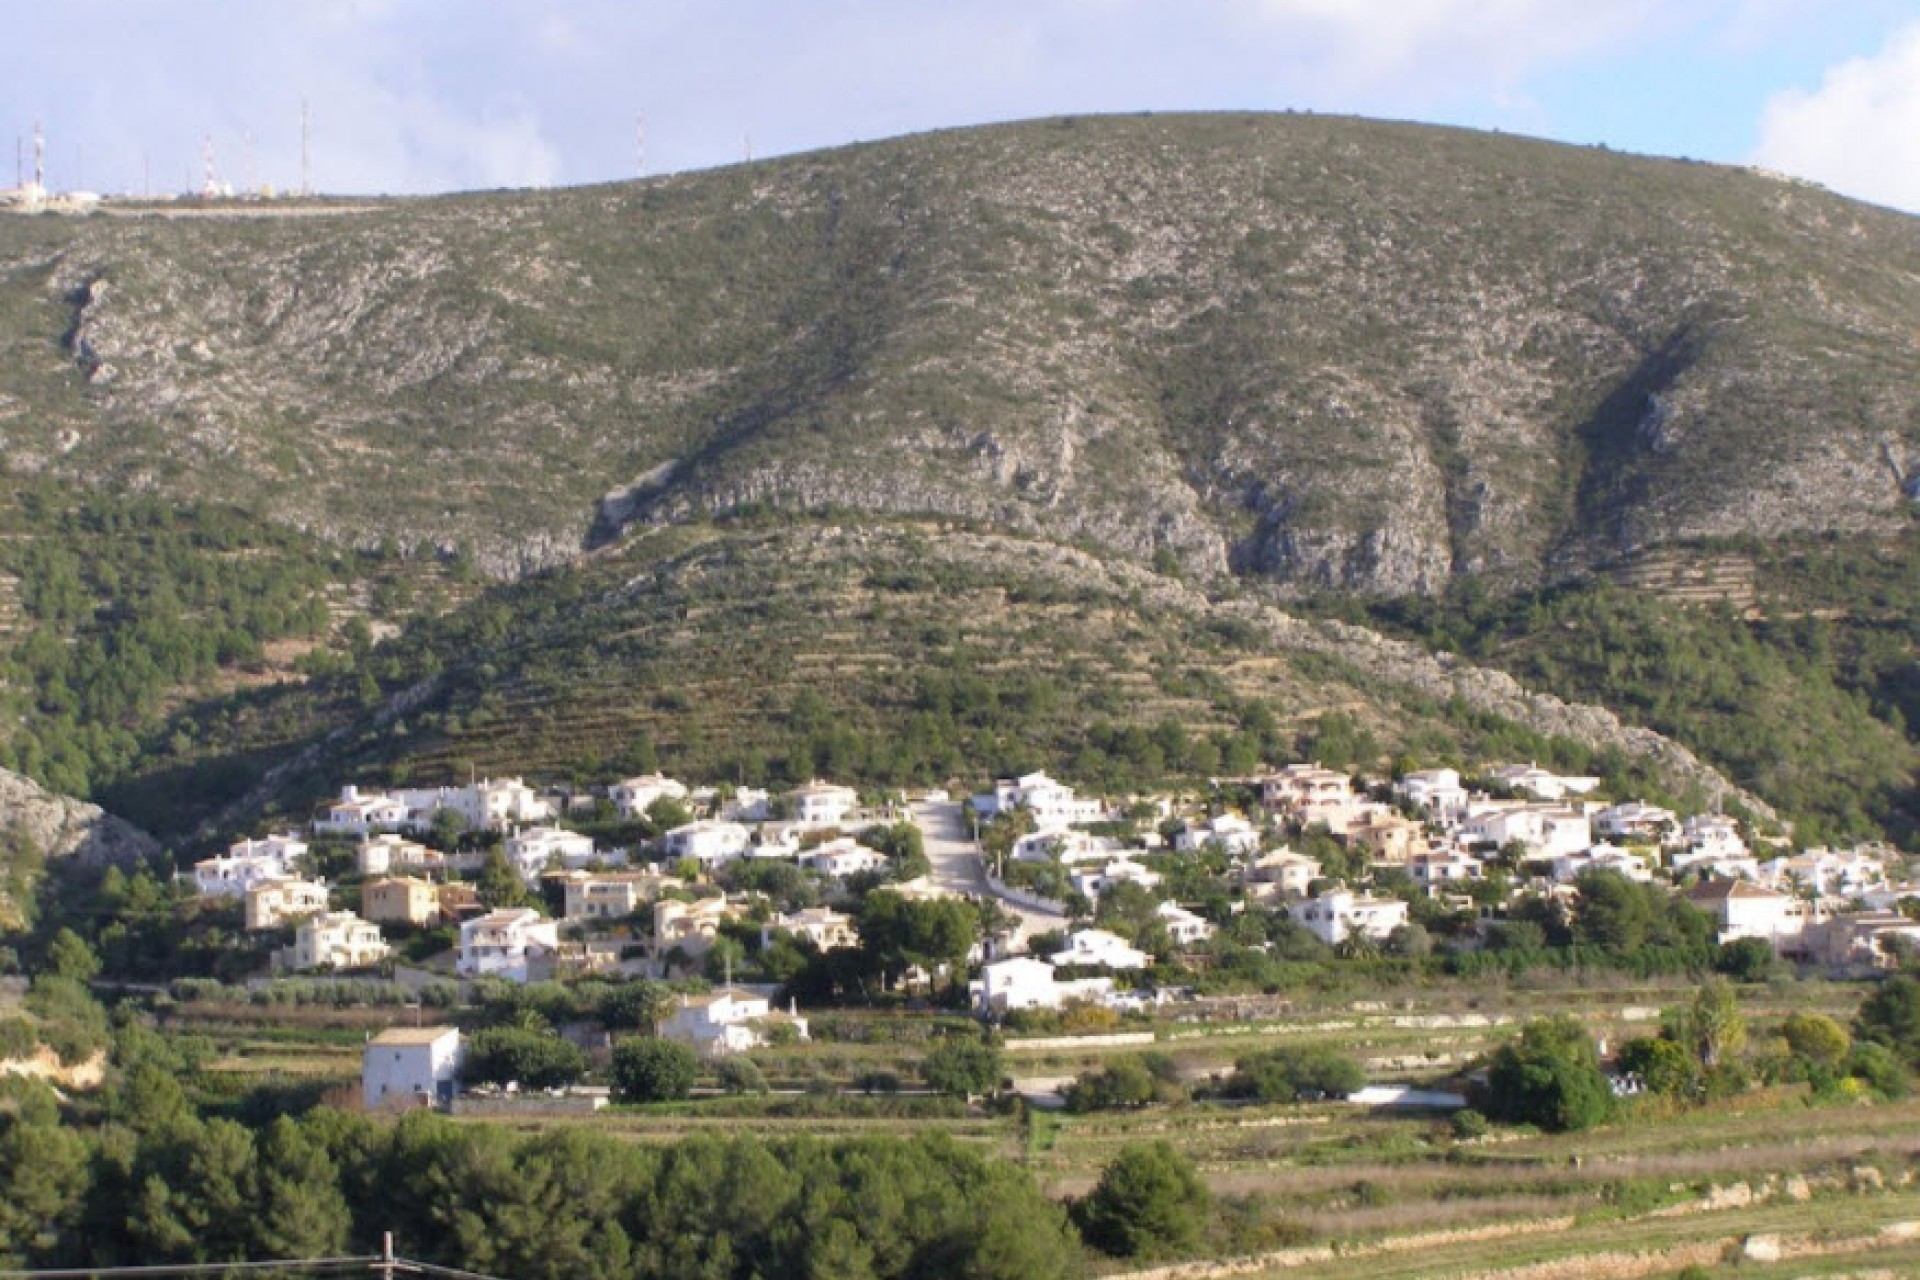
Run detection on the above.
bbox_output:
[200,761,1914,1030]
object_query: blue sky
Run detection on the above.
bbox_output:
[8,1,1919,212]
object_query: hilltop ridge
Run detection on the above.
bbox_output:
[0,112,1912,593]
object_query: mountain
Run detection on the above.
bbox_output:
[1,113,1913,594]
[0,114,1912,849]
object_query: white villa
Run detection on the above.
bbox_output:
[657,988,808,1057]
[979,772,1103,825]
[1764,848,1889,899]
[1242,848,1322,903]
[1260,763,1354,813]
[1679,815,1747,861]
[799,839,891,879]
[1464,805,1592,858]
[244,878,330,931]
[1290,891,1410,947]
[662,819,752,866]
[1593,801,1677,841]
[789,781,859,827]
[315,786,413,838]
[355,834,450,877]
[972,956,1114,1015]
[1395,768,1468,817]
[285,911,390,972]
[193,834,307,898]
[762,907,859,951]
[505,826,597,880]
[1551,845,1654,884]
[1406,850,1485,891]
[1684,878,1814,951]
[1156,901,1215,946]
[1053,928,1153,970]
[1070,856,1162,901]
[456,908,560,981]
[1174,813,1260,856]
[562,871,681,921]
[610,773,689,819]
[1486,763,1601,802]
[654,896,745,962]
[362,1026,463,1111]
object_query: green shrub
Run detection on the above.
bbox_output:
[610,1037,698,1102]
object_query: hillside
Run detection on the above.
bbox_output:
[0,113,1913,593]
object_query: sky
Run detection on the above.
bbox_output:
[7,0,1919,214]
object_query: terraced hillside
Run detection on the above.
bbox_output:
[0,113,1913,593]
[128,514,1764,847]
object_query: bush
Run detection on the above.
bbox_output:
[1780,1012,1850,1069]
[1713,936,1779,982]
[1073,1140,1209,1258]
[921,1037,1002,1097]
[1449,1108,1489,1139]
[715,1057,768,1095]
[1855,975,1920,1068]
[610,1037,698,1102]
[1224,1045,1364,1102]
[462,1027,586,1090]
[1479,1016,1614,1132]
[1065,1058,1155,1113]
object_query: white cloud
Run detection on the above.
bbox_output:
[1753,21,1920,213]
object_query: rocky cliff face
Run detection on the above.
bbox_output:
[0,768,159,926]
[0,114,1913,594]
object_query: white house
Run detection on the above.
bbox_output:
[1551,845,1653,884]
[355,834,449,877]
[662,820,752,867]
[457,908,560,981]
[244,878,331,931]
[315,786,413,838]
[362,1026,463,1110]
[193,834,307,898]
[1174,813,1260,856]
[1395,768,1468,817]
[1592,801,1676,842]
[789,781,859,827]
[1052,928,1153,970]
[1012,829,1114,865]
[799,839,891,880]
[285,911,390,972]
[1764,848,1889,899]
[610,773,689,819]
[1464,805,1592,858]
[654,896,745,962]
[1486,763,1601,802]
[1406,850,1484,891]
[657,987,808,1057]
[1289,892,1409,947]
[1261,763,1355,813]
[1242,848,1322,903]
[1070,856,1162,902]
[979,772,1103,825]
[1684,878,1811,950]
[563,871,681,921]
[505,826,597,881]
[762,907,860,951]
[971,957,1113,1015]
[1679,815,1747,861]
[722,787,772,822]
[1156,901,1215,946]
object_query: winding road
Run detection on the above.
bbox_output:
[910,799,1064,946]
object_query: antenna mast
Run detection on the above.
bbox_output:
[634,114,644,179]
[202,134,217,199]
[33,120,44,191]
[742,133,752,165]
[301,99,311,195]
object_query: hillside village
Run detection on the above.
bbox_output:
[163,758,1919,1083]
